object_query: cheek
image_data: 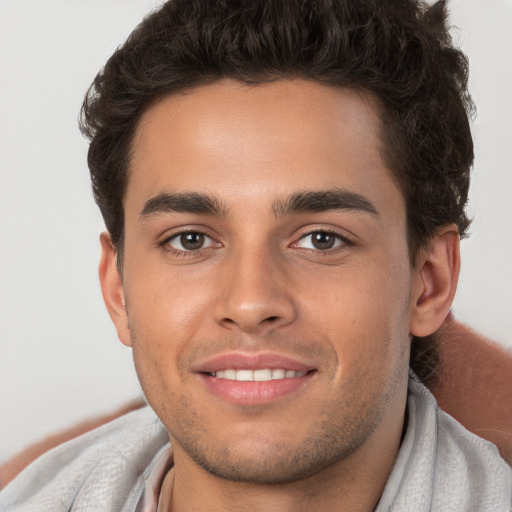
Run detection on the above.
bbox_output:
[305,255,412,369]
[123,263,216,397]
[125,258,214,337]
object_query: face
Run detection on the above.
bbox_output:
[108,80,419,483]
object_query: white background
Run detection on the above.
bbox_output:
[0,0,511,463]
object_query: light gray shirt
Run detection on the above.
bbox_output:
[1,375,511,511]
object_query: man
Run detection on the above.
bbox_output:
[1,0,510,510]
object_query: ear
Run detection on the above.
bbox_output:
[99,232,132,347]
[409,224,460,337]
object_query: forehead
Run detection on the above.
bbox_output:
[127,79,403,220]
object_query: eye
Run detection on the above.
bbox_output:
[294,231,347,251]
[165,231,218,252]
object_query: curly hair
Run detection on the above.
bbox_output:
[80,0,474,387]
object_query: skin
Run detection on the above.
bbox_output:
[100,79,459,512]
[4,321,512,490]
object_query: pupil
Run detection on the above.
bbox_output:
[181,232,204,250]
[312,232,335,250]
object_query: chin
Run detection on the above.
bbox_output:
[171,411,380,485]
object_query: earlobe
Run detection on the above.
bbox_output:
[409,225,460,338]
[99,232,132,347]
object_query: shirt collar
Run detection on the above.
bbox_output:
[141,443,174,512]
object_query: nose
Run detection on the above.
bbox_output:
[213,246,297,334]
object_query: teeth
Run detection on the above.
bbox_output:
[212,369,306,381]
[253,369,272,381]
[271,369,285,379]
[235,369,253,381]
[223,369,236,380]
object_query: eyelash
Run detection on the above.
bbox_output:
[160,230,219,257]
[159,228,353,257]
[292,229,353,253]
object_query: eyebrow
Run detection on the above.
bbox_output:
[272,189,379,218]
[140,188,379,219]
[140,192,229,218]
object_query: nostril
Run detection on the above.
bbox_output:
[265,316,280,323]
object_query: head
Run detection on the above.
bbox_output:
[82,0,472,486]
[82,0,472,264]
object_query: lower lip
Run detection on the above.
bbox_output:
[198,373,314,405]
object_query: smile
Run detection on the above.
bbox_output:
[193,351,317,405]
[210,369,308,381]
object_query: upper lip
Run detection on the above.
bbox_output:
[192,351,316,374]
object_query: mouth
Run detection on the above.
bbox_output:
[194,352,317,405]
[208,369,308,381]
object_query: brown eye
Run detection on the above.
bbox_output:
[180,232,205,250]
[311,232,336,250]
[295,231,346,251]
[166,231,217,252]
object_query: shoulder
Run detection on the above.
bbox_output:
[379,376,512,511]
[432,396,512,511]
[0,406,168,512]
[433,315,512,464]
[416,377,512,511]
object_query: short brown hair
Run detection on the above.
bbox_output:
[80,0,474,386]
